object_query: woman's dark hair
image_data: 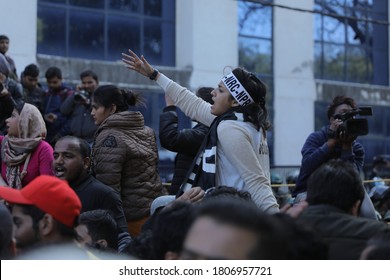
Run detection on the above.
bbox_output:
[327,95,357,120]
[231,68,271,133]
[93,85,145,113]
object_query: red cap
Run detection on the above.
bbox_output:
[0,175,81,228]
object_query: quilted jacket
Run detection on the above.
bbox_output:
[92,110,166,221]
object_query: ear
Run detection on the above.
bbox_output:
[83,157,91,170]
[39,214,55,238]
[96,239,108,250]
[231,99,239,107]
[164,251,179,260]
[9,238,17,258]
[350,200,361,217]
[110,104,117,115]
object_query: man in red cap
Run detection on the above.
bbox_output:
[0,175,81,255]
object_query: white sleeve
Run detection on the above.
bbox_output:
[156,73,215,126]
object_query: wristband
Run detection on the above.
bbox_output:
[149,69,159,81]
[327,129,337,139]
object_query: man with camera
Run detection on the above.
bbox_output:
[60,70,99,145]
[293,95,377,219]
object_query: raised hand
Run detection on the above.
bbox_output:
[121,49,154,78]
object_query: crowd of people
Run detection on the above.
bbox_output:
[1,35,390,260]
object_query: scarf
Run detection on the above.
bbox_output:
[1,103,46,188]
[177,108,243,197]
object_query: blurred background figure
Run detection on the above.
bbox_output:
[0,35,18,81]
[61,70,99,145]
[0,53,23,135]
[20,63,45,114]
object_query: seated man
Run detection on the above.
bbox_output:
[53,136,131,252]
[0,175,81,256]
[76,209,118,253]
[298,159,389,259]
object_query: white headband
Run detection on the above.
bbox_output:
[221,72,254,106]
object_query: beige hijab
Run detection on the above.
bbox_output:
[1,103,47,188]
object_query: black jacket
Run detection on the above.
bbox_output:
[70,173,129,235]
[298,204,389,259]
[159,106,209,195]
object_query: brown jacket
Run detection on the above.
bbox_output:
[92,111,166,221]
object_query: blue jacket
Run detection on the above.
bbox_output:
[293,126,364,196]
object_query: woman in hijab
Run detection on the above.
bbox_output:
[0,102,54,188]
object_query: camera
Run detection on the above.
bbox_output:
[0,83,4,92]
[333,106,373,136]
[74,90,89,102]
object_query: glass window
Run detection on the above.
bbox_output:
[314,0,388,85]
[37,6,66,56]
[239,38,272,75]
[109,0,140,12]
[69,11,105,59]
[238,0,273,163]
[37,0,175,66]
[69,0,104,8]
[107,16,141,61]
[144,0,162,17]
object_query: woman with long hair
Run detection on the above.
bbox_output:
[122,50,278,214]
[90,85,166,236]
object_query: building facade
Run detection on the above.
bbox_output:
[2,0,390,172]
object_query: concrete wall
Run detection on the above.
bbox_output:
[176,0,238,89]
[1,0,38,77]
[273,0,317,165]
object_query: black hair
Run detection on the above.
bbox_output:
[0,35,9,41]
[152,201,195,259]
[125,229,155,259]
[45,66,62,80]
[79,209,118,252]
[18,204,78,240]
[202,185,254,205]
[327,95,357,120]
[306,159,365,212]
[57,135,91,159]
[23,64,40,78]
[80,70,99,83]
[231,68,271,133]
[192,199,286,259]
[273,213,328,259]
[93,85,145,112]
[196,87,214,105]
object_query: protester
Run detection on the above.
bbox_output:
[0,175,81,256]
[20,63,45,113]
[0,35,18,80]
[1,102,54,188]
[53,136,131,251]
[0,53,23,135]
[43,66,73,145]
[159,87,213,195]
[298,159,389,259]
[91,85,166,236]
[122,49,278,214]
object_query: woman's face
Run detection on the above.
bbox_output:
[210,82,236,116]
[5,109,20,136]
[91,102,112,125]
